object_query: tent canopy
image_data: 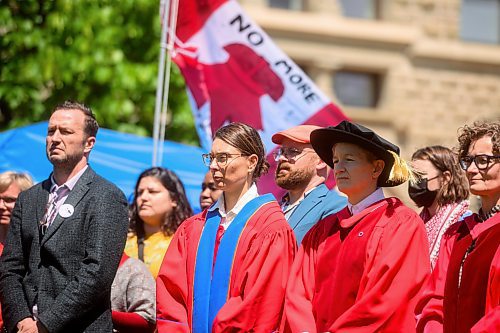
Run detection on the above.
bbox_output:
[0,122,207,213]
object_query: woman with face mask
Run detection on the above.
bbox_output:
[408,146,471,269]
[416,121,500,333]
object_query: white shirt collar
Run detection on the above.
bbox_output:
[208,183,259,229]
[50,165,88,192]
[347,187,385,216]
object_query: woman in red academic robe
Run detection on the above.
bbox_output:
[156,122,296,333]
[416,120,500,333]
[283,120,431,333]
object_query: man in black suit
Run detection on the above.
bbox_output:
[0,101,129,333]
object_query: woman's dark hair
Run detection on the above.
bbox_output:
[129,167,193,237]
[412,145,469,206]
[457,120,500,158]
[214,122,269,180]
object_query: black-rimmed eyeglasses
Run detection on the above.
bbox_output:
[202,153,246,167]
[459,154,500,171]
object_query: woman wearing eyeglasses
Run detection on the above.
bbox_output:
[0,171,33,332]
[156,123,296,333]
[416,120,500,333]
[408,146,471,270]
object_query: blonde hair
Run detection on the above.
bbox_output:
[0,171,34,193]
[387,150,414,186]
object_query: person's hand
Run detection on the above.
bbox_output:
[16,317,38,333]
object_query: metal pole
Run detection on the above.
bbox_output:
[152,0,170,166]
[157,0,179,166]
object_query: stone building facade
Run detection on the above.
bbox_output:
[240,0,500,203]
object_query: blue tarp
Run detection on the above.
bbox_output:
[0,122,207,213]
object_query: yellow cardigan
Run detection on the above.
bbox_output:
[124,232,172,278]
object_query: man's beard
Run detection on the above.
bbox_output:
[275,164,314,190]
[47,150,84,171]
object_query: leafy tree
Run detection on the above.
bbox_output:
[0,0,198,145]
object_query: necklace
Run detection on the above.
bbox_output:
[478,204,500,222]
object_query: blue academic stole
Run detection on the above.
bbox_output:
[192,194,275,333]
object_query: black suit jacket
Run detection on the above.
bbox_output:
[0,167,129,333]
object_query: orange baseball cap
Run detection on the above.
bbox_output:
[272,125,322,144]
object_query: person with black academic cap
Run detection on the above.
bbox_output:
[283,120,430,333]
[409,145,471,270]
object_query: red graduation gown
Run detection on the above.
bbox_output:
[284,198,430,333]
[0,243,3,330]
[156,200,296,333]
[416,213,500,333]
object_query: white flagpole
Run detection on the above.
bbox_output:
[157,0,179,166]
[152,0,170,166]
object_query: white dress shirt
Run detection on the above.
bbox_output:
[347,187,385,216]
[208,183,259,230]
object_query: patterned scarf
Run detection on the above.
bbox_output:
[420,200,470,270]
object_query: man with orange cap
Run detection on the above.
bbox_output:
[272,125,346,243]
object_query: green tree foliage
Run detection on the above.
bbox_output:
[0,0,198,145]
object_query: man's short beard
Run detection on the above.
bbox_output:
[48,152,83,171]
[275,166,314,191]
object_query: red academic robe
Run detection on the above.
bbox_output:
[0,243,3,330]
[416,213,500,333]
[284,198,430,333]
[156,200,296,333]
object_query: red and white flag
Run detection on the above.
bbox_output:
[169,0,348,193]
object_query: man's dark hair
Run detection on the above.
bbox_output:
[53,100,99,138]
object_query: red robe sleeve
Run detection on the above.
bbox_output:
[156,219,193,333]
[416,223,460,333]
[283,221,325,333]
[112,311,155,333]
[0,243,3,330]
[212,216,297,332]
[470,245,500,333]
[328,209,430,332]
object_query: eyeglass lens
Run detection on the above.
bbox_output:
[202,153,236,167]
[460,155,499,170]
[273,147,303,161]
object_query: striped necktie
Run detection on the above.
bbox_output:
[40,186,69,235]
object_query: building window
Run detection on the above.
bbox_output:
[339,0,379,19]
[269,0,303,11]
[333,70,382,108]
[460,0,500,44]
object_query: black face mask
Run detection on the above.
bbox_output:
[408,176,438,208]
